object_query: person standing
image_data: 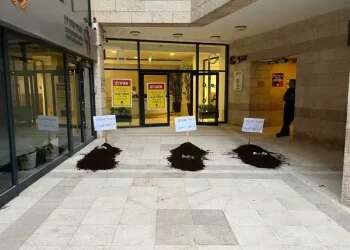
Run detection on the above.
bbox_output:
[276,79,296,137]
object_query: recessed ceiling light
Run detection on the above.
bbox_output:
[210,35,221,40]
[111,50,117,54]
[148,57,152,62]
[130,30,141,36]
[172,33,184,39]
[133,56,138,59]
[234,25,247,31]
[169,52,175,56]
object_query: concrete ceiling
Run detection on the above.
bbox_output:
[104,0,350,44]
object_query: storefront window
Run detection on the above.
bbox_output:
[104,40,138,69]
[0,35,13,194]
[8,33,68,181]
[140,42,196,70]
[199,45,226,71]
[104,70,140,127]
[83,65,93,140]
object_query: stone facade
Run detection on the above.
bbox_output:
[229,8,350,148]
[91,0,192,24]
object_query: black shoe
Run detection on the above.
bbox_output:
[276,133,289,138]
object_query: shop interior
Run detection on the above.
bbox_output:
[103,40,227,127]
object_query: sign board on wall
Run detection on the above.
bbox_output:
[242,118,264,133]
[147,83,166,110]
[93,115,117,131]
[37,116,59,132]
[112,79,132,107]
[175,116,197,132]
[233,71,243,92]
[272,73,284,87]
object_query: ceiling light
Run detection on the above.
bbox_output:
[210,35,221,40]
[111,50,117,54]
[133,56,138,59]
[169,52,175,56]
[234,25,247,31]
[148,57,152,62]
[172,33,184,39]
[130,30,141,36]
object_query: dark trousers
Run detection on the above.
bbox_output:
[280,103,295,135]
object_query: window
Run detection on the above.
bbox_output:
[104,40,139,70]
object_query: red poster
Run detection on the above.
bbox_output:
[272,73,284,87]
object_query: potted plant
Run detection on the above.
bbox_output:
[199,104,217,120]
[111,107,132,122]
[45,142,59,161]
[36,146,47,166]
[170,73,183,113]
[17,150,37,170]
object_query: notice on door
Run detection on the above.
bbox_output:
[112,79,132,107]
[147,83,165,110]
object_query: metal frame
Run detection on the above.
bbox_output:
[104,38,229,125]
[0,25,97,207]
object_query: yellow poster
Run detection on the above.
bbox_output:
[112,79,132,107]
[147,83,165,110]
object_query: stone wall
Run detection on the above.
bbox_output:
[91,0,191,24]
[229,8,350,148]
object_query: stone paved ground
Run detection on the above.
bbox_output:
[0,126,350,250]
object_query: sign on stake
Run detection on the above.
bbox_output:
[175,116,197,142]
[93,115,117,143]
[242,118,264,144]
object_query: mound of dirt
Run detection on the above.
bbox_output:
[77,143,122,171]
[230,144,285,169]
[167,142,209,171]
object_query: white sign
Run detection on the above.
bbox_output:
[242,118,264,133]
[175,116,197,132]
[93,115,117,131]
[37,116,59,132]
[233,71,243,92]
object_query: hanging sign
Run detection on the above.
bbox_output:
[272,73,284,87]
[112,79,132,107]
[37,116,59,132]
[93,115,117,131]
[147,83,166,110]
[175,116,197,132]
[242,118,264,133]
[233,71,243,92]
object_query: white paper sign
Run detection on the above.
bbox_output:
[175,116,197,132]
[93,115,117,131]
[242,118,264,133]
[37,116,59,132]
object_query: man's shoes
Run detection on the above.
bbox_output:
[276,133,289,138]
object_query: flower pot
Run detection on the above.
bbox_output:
[173,102,181,112]
[19,151,37,170]
[187,103,193,116]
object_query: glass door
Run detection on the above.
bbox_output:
[140,72,169,126]
[196,72,219,125]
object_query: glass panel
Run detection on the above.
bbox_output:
[8,33,68,182]
[104,70,140,127]
[198,74,217,123]
[68,62,83,147]
[199,45,226,71]
[140,42,196,70]
[83,67,93,140]
[71,0,91,25]
[218,72,226,122]
[104,40,138,69]
[0,47,13,194]
[144,75,168,125]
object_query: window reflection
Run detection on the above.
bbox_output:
[8,33,69,181]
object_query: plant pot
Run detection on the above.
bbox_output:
[46,146,59,161]
[173,102,181,112]
[116,114,132,122]
[19,151,37,170]
[199,111,216,119]
[187,103,193,116]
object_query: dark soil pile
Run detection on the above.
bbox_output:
[77,143,122,171]
[167,142,209,171]
[229,144,285,169]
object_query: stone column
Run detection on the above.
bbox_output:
[92,22,104,116]
[342,72,350,206]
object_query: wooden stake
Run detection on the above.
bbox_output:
[104,131,108,144]
[186,131,190,142]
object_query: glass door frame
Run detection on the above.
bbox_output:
[195,72,219,126]
[139,71,170,127]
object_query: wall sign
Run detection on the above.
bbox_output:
[93,115,117,131]
[37,116,59,132]
[242,118,264,133]
[147,83,166,110]
[112,79,132,107]
[233,71,243,92]
[175,116,197,132]
[272,73,284,87]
